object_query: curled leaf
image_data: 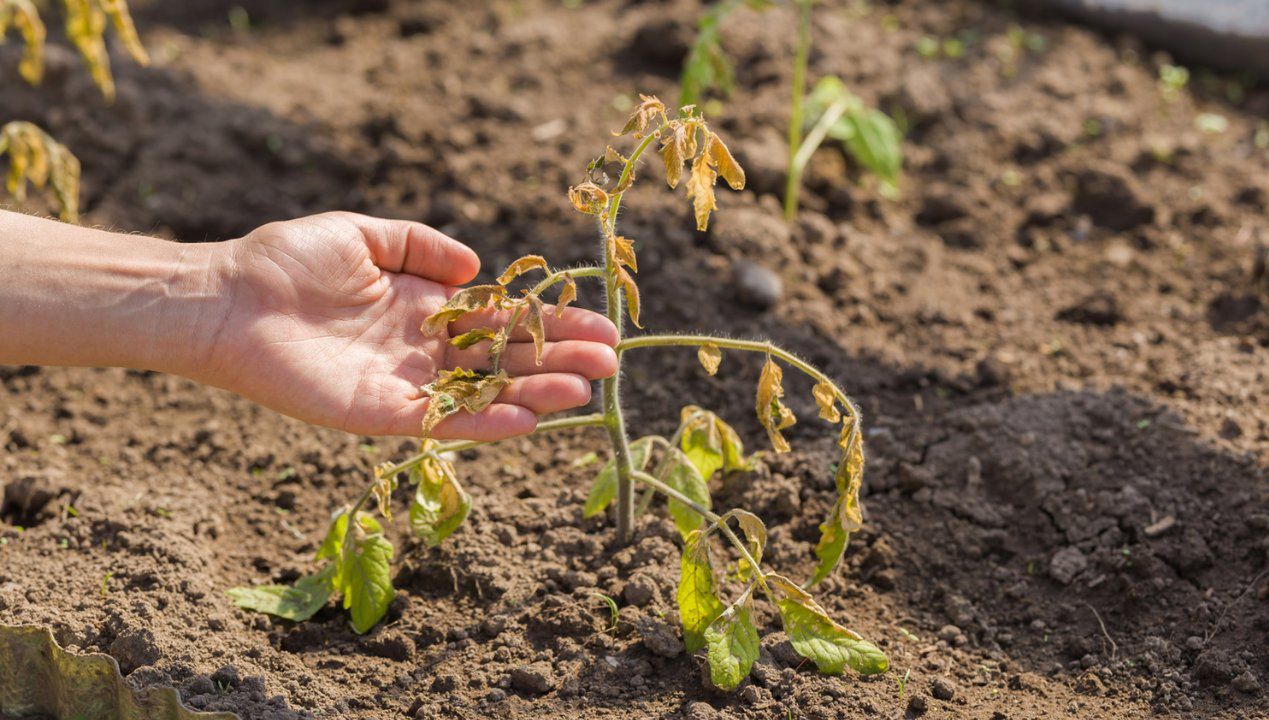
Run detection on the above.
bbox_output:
[608,235,638,272]
[371,463,397,520]
[660,121,690,189]
[419,369,512,437]
[616,93,666,137]
[677,528,726,653]
[813,379,841,423]
[525,294,546,365]
[686,138,719,231]
[555,277,577,316]
[616,266,642,328]
[0,0,46,84]
[408,445,471,547]
[63,0,150,102]
[709,134,746,190]
[679,406,748,482]
[697,343,721,376]
[727,509,767,579]
[584,436,656,517]
[0,121,80,222]
[449,327,497,350]
[497,255,548,285]
[705,602,760,691]
[766,575,889,676]
[568,181,610,215]
[421,285,506,336]
[756,357,796,453]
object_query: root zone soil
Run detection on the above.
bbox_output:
[1,1,1266,718]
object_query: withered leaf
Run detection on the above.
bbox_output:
[371,463,397,520]
[697,343,721,376]
[525,294,546,365]
[419,369,511,437]
[813,379,841,423]
[487,327,509,366]
[568,181,610,215]
[421,285,505,336]
[497,255,548,285]
[709,134,746,190]
[0,121,80,222]
[660,121,690,190]
[0,0,45,85]
[755,357,796,453]
[686,136,720,231]
[616,93,666,137]
[616,266,643,328]
[449,327,497,350]
[555,277,577,316]
[609,235,638,273]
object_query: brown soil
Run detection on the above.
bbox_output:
[2,1,1268,718]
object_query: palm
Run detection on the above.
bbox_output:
[207,213,616,439]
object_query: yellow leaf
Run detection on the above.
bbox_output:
[448,327,496,349]
[371,463,397,520]
[525,294,546,365]
[496,255,548,285]
[567,181,610,215]
[813,379,840,423]
[555,277,577,316]
[697,343,721,376]
[687,150,718,231]
[100,0,149,65]
[755,357,795,453]
[420,285,506,336]
[659,121,689,189]
[616,266,642,328]
[615,93,666,137]
[608,235,638,272]
[0,121,80,222]
[1,0,46,84]
[678,529,726,653]
[419,369,511,437]
[709,134,746,190]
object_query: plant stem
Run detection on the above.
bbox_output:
[788,96,848,189]
[617,334,859,421]
[349,413,607,517]
[782,0,814,221]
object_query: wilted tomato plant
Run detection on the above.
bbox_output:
[231,95,888,690]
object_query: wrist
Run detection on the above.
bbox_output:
[159,239,238,384]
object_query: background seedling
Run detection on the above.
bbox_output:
[678,0,773,110]
[233,95,888,691]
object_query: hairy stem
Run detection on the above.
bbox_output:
[349,413,607,517]
[782,0,814,221]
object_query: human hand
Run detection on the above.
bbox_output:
[199,212,617,439]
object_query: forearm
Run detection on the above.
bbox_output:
[0,211,229,376]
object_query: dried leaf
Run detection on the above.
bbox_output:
[687,137,718,231]
[766,575,888,676]
[584,436,656,517]
[408,445,471,547]
[525,294,546,365]
[677,528,726,653]
[728,509,767,579]
[568,181,610,215]
[709,134,746,190]
[616,266,642,328]
[755,357,795,453]
[697,343,721,376]
[809,420,864,585]
[609,235,638,272]
[659,121,690,189]
[370,463,397,520]
[449,327,496,349]
[100,0,149,65]
[0,121,80,222]
[62,0,150,102]
[813,379,840,423]
[705,602,759,691]
[615,93,666,137]
[497,255,548,285]
[555,277,577,316]
[421,285,505,336]
[487,327,509,366]
[419,369,512,437]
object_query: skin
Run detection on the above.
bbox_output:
[0,210,619,440]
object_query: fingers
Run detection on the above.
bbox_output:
[446,340,618,380]
[449,304,619,346]
[382,374,593,440]
[335,212,481,285]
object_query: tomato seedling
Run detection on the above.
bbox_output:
[0,121,80,221]
[231,96,887,690]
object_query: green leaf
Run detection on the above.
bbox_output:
[842,107,903,191]
[338,532,395,634]
[316,510,382,562]
[662,448,711,538]
[678,406,748,482]
[583,436,655,518]
[226,566,334,622]
[769,575,888,676]
[705,603,760,690]
[408,454,471,547]
[677,529,726,653]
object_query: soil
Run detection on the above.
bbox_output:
[2,0,1268,718]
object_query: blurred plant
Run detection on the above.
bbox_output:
[679,0,773,109]
[784,0,902,217]
[231,95,887,691]
[0,120,79,221]
[1158,64,1189,104]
